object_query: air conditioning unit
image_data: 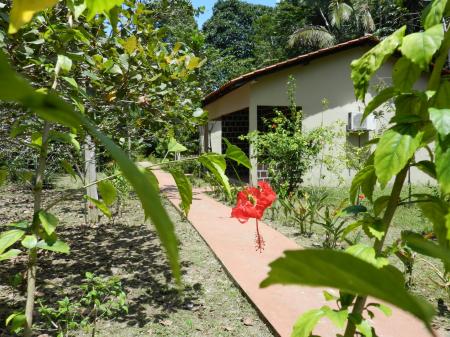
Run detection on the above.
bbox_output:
[347,112,376,131]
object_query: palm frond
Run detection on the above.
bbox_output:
[329,0,353,28]
[288,26,336,50]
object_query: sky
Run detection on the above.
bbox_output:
[192,0,278,27]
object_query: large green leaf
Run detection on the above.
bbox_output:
[374,125,423,186]
[169,169,193,216]
[349,165,377,203]
[436,141,450,194]
[8,0,59,34]
[351,26,406,100]
[85,195,112,218]
[429,108,450,136]
[415,160,437,179]
[260,250,435,329]
[224,138,251,169]
[167,137,188,153]
[0,52,180,283]
[85,0,124,20]
[38,210,58,236]
[0,249,21,262]
[400,24,444,70]
[36,240,70,254]
[98,180,117,206]
[418,198,449,247]
[422,0,449,30]
[345,244,389,268]
[0,229,25,255]
[199,153,231,198]
[363,87,397,122]
[21,235,37,249]
[291,308,326,337]
[403,231,450,271]
[392,57,422,92]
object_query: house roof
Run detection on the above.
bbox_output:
[202,35,380,107]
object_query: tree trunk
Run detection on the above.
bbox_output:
[84,134,98,224]
[24,121,51,337]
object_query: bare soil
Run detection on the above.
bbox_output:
[0,181,274,337]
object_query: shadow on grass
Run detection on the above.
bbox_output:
[0,214,202,334]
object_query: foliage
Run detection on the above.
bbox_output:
[244,78,329,197]
[38,272,128,337]
[261,1,450,336]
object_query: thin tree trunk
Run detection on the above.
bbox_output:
[84,134,98,224]
[343,166,409,337]
[24,121,51,337]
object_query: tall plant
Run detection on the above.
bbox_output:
[261,0,450,336]
[0,1,250,336]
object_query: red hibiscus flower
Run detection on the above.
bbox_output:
[358,193,366,201]
[231,182,276,252]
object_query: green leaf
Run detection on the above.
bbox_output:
[363,87,397,122]
[430,108,450,136]
[400,24,444,70]
[422,0,449,30]
[8,0,59,34]
[49,131,80,151]
[415,160,437,179]
[0,249,21,261]
[169,169,192,216]
[322,306,348,329]
[367,303,392,317]
[98,180,117,206]
[418,198,448,247]
[260,250,435,328]
[0,229,25,255]
[199,154,231,198]
[346,244,389,268]
[56,55,72,74]
[36,240,70,254]
[351,26,406,100]
[403,231,450,271]
[85,0,124,20]
[374,125,424,186]
[61,160,77,180]
[0,169,7,186]
[224,138,251,169]
[5,312,26,333]
[436,141,450,194]
[373,195,390,216]
[84,195,112,218]
[355,318,373,337]
[433,80,450,108]
[291,308,326,337]
[38,210,58,236]
[167,137,187,153]
[0,52,181,283]
[350,165,377,203]
[62,76,78,90]
[392,57,422,92]
[21,235,37,249]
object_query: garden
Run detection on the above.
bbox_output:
[1,1,450,337]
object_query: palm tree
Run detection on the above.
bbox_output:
[289,0,375,50]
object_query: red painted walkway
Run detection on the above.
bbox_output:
[153,169,436,337]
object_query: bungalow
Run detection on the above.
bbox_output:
[200,36,430,186]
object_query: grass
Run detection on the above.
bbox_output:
[262,184,450,334]
[0,177,273,337]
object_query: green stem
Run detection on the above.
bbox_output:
[24,121,51,337]
[343,166,409,337]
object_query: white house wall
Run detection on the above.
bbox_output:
[204,45,433,186]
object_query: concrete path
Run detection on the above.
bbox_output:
[153,169,436,337]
